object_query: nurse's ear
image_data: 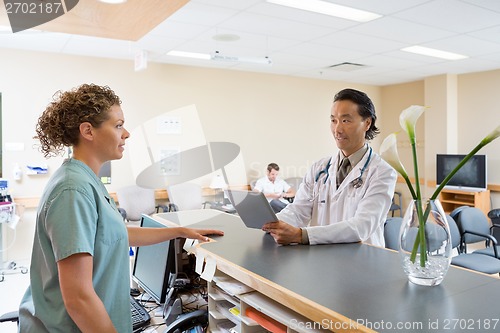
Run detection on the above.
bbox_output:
[79,122,95,141]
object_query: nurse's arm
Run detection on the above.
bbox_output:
[262,221,302,245]
[127,226,224,247]
[58,253,118,333]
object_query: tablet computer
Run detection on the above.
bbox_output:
[226,190,278,229]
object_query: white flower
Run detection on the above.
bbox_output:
[380,133,408,177]
[482,124,500,145]
[399,105,426,140]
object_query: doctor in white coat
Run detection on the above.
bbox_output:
[263,88,397,247]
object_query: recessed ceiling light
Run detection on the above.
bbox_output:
[401,46,468,60]
[167,50,211,60]
[266,0,381,22]
[212,34,240,42]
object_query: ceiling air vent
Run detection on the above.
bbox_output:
[326,62,366,72]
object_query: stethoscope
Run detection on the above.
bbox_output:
[314,146,373,189]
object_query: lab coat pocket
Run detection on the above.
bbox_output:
[344,187,364,217]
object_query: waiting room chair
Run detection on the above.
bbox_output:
[384,216,449,253]
[0,311,19,325]
[388,191,402,217]
[488,208,500,242]
[448,209,500,275]
[455,207,500,260]
[284,177,303,192]
[384,217,403,250]
[166,183,205,211]
[116,185,168,224]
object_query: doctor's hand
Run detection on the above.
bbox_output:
[262,221,302,245]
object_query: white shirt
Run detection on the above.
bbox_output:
[254,177,291,204]
[276,149,397,247]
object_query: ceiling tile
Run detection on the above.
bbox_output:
[2,0,500,86]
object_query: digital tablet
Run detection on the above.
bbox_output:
[226,190,279,229]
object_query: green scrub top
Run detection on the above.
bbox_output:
[19,159,132,332]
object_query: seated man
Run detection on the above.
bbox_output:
[254,163,296,213]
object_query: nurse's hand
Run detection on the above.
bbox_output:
[262,221,302,245]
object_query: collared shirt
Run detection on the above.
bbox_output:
[254,176,291,204]
[337,144,369,178]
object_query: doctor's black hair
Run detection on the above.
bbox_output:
[333,88,379,140]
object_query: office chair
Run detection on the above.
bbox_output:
[115,185,168,224]
[166,183,204,211]
[384,217,403,251]
[448,210,500,275]
[388,191,402,217]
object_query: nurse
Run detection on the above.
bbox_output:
[263,88,397,247]
[19,84,224,332]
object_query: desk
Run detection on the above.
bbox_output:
[154,210,500,333]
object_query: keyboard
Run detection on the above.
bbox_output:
[130,295,151,332]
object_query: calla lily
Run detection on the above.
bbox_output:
[395,103,500,267]
[481,124,500,145]
[380,133,417,200]
[380,133,407,176]
[399,105,426,140]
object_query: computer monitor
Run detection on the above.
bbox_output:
[132,215,177,304]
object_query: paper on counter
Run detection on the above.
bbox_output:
[200,256,217,282]
[183,238,198,254]
[195,251,206,275]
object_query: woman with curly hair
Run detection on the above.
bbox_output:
[18,84,223,332]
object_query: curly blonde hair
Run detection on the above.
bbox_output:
[35,84,121,158]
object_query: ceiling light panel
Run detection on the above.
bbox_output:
[401,46,468,60]
[266,0,382,22]
[166,50,211,60]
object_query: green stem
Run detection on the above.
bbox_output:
[430,142,486,200]
[402,174,417,200]
[411,141,422,202]
[408,139,427,266]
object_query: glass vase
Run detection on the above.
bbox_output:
[398,199,452,286]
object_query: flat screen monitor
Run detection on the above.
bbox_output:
[132,215,177,304]
[436,154,487,191]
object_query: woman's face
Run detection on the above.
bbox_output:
[93,104,130,161]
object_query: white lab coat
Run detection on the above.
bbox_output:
[277,149,397,247]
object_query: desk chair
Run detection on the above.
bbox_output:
[166,183,205,211]
[116,185,168,224]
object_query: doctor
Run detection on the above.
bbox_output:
[263,88,396,247]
